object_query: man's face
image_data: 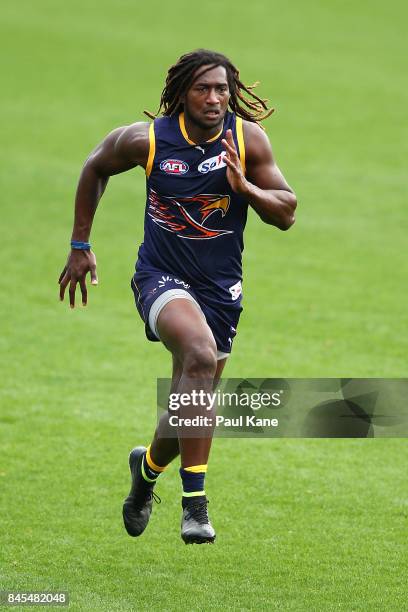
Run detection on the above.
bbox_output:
[182,65,230,129]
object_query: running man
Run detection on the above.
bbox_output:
[58,49,297,544]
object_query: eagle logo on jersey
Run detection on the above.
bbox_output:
[147,189,232,240]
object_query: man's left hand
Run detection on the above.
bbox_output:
[222,129,249,196]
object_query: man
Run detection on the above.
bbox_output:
[59,49,296,545]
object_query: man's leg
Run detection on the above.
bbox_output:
[150,354,227,467]
[152,299,223,543]
[155,299,218,465]
[123,297,227,541]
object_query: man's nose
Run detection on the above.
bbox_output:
[206,89,219,104]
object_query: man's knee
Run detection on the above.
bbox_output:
[182,339,217,379]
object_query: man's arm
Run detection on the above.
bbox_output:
[222,121,297,230]
[59,122,150,308]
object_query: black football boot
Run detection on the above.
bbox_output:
[122,446,161,537]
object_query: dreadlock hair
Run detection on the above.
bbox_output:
[144,49,274,124]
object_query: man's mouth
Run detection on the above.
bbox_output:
[204,110,220,118]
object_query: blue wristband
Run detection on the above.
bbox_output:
[71,240,91,251]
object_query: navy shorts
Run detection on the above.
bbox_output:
[130,267,242,356]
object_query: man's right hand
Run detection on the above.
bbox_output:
[59,122,148,309]
[58,249,98,308]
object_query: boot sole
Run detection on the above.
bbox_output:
[182,534,216,545]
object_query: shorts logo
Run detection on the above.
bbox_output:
[229,281,242,301]
[160,159,189,174]
[198,152,227,174]
[158,275,190,289]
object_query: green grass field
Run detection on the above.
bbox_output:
[1,0,407,609]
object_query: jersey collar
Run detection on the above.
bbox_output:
[179,112,223,146]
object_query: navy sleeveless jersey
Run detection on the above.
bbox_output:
[136,111,248,308]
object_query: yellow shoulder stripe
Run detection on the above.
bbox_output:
[236,116,246,176]
[145,122,156,177]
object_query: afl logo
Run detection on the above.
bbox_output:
[160,159,189,175]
